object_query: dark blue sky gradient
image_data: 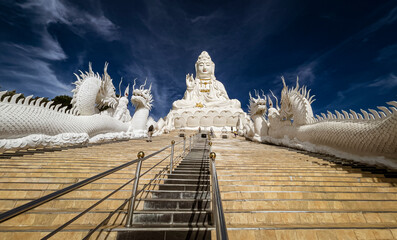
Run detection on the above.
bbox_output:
[0,0,397,120]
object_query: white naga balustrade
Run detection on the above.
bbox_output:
[244,76,397,169]
[0,63,154,152]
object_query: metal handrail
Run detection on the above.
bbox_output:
[83,149,187,239]
[0,136,189,227]
[209,149,229,240]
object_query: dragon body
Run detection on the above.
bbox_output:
[0,63,154,152]
[245,77,397,168]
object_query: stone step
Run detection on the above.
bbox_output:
[219,191,397,200]
[171,170,210,175]
[0,198,128,211]
[167,174,210,180]
[0,224,120,239]
[0,209,125,227]
[217,184,397,192]
[174,166,209,170]
[164,178,210,185]
[217,180,395,186]
[215,171,386,178]
[132,210,212,225]
[145,190,210,199]
[143,199,211,210]
[216,175,397,183]
[221,199,397,211]
[177,163,210,167]
[116,228,211,240]
[158,184,210,191]
[224,211,397,225]
[223,228,397,240]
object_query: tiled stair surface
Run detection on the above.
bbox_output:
[212,136,397,240]
[1,131,397,240]
[0,131,192,239]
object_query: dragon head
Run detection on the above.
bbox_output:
[131,79,153,110]
[248,89,267,116]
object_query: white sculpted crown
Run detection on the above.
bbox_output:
[197,51,213,63]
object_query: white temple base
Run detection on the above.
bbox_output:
[164,107,246,130]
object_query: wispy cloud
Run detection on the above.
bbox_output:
[0,0,119,98]
[18,0,119,40]
[368,73,397,89]
[320,72,397,113]
[361,6,397,36]
[282,61,318,85]
[282,4,397,87]
[376,43,397,61]
[0,42,71,96]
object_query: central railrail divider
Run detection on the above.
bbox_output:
[0,131,229,239]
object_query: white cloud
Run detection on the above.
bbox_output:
[0,42,72,96]
[319,73,397,112]
[282,61,317,85]
[368,73,397,89]
[0,0,120,98]
[18,0,119,40]
[361,6,397,36]
[376,43,397,61]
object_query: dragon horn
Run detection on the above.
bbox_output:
[281,76,286,88]
[270,89,279,110]
[268,95,273,106]
[295,76,299,91]
[254,89,259,98]
[125,83,130,97]
[149,82,152,92]
[140,78,147,90]
[249,91,253,100]
[88,62,93,74]
[118,77,123,99]
[104,62,109,74]
[132,78,137,91]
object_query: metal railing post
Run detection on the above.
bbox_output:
[183,136,186,154]
[189,136,192,151]
[208,141,212,153]
[170,140,175,174]
[125,151,145,228]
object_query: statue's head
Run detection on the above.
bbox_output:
[195,51,215,79]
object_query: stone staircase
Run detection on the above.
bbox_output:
[212,136,397,240]
[0,132,195,239]
[116,137,212,239]
[1,132,397,239]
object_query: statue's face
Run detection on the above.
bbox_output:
[197,60,213,79]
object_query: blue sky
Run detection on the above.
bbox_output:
[0,0,397,120]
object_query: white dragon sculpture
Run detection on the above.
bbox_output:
[247,90,269,141]
[0,63,155,152]
[245,76,397,169]
[130,79,154,135]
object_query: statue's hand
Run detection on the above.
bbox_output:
[186,74,195,89]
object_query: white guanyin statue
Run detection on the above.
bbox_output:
[159,51,247,132]
[172,51,241,110]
